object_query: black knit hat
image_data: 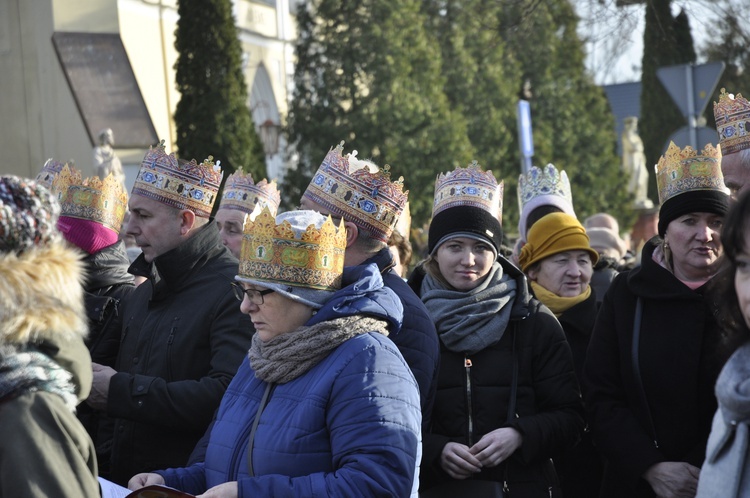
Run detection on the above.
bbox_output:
[428,205,503,255]
[658,189,729,236]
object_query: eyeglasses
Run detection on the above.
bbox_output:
[231,282,274,305]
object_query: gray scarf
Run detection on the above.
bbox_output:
[248,316,388,384]
[0,344,78,412]
[421,262,517,354]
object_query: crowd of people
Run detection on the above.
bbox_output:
[1,88,749,498]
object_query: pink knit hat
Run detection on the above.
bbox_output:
[57,216,119,254]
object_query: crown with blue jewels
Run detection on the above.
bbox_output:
[132,140,223,218]
[36,159,71,189]
[239,207,347,292]
[656,141,727,204]
[713,88,750,156]
[517,163,573,214]
[51,165,129,233]
[432,161,503,220]
[219,170,281,218]
[302,141,409,243]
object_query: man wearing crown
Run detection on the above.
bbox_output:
[300,142,440,429]
[714,88,750,199]
[86,143,254,485]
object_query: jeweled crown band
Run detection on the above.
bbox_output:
[713,88,750,156]
[432,161,503,220]
[132,141,223,218]
[655,141,726,204]
[239,207,346,292]
[51,165,128,232]
[302,142,409,243]
[219,171,281,215]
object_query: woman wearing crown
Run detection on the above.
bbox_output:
[408,162,584,497]
[127,208,421,497]
[583,142,730,498]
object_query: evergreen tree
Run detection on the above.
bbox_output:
[284,0,473,227]
[489,0,631,231]
[639,0,695,202]
[421,0,522,228]
[173,0,266,181]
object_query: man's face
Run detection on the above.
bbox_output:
[721,152,750,200]
[126,194,185,262]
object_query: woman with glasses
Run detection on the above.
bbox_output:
[127,209,421,497]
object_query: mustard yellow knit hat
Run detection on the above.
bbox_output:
[518,212,599,272]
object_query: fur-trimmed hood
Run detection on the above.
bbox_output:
[0,242,87,345]
[0,242,92,401]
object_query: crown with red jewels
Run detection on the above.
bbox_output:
[50,165,129,233]
[432,161,503,219]
[219,170,281,219]
[713,88,750,156]
[132,140,223,218]
[302,141,409,243]
[656,141,726,204]
[517,163,573,214]
[36,159,71,189]
[239,207,347,292]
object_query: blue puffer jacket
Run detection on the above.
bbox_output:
[157,264,421,497]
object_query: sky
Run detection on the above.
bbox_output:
[575,0,732,86]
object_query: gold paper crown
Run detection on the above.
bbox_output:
[239,207,347,291]
[432,161,503,219]
[36,159,71,189]
[655,141,726,205]
[713,88,750,156]
[517,163,573,214]
[132,140,223,218]
[219,170,281,218]
[51,165,129,233]
[302,141,409,243]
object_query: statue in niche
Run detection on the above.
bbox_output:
[93,128,126,190]
[621,117,653,209]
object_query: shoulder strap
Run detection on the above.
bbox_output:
[247,382,275,477]
[631,297,659,449]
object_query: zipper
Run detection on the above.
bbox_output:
[465,357,474,446]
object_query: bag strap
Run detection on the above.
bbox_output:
[631,297,659,449]
[247,382,275,477]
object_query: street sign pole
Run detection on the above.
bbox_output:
[517,100,534,174]
[685,65,697,148]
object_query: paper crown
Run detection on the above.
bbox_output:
[239,207,346,292]
[517,163,573,214]
[36,159,70,189]
[302,141,409,243]
[432,161,503,219]
[655,141,726,204]
[132,140,223,218]
[219,170,281,217]
[50,165,129,233]
[713,88,750,156]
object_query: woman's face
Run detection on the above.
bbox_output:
[527,250,593,298]
[734,228,750,330]
[239,283,314,341]
[434,237,495,291]
[665,212,723,281]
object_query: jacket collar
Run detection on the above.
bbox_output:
[83,240,135,291]
[129,222,230,296]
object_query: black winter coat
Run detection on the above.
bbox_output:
[409,259,584,498]
[105,223,254,485]
[582,238,723,498]
[76,240,136,476]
